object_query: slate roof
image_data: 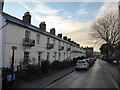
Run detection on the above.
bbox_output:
[2,12,80,48]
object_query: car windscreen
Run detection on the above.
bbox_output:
[77,61,86,63]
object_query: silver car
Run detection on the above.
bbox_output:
[75,60,89,70]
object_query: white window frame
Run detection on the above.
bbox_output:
[53,39,55,46]
[47,52,50,60]
[36,34,40,45]
[53,52,57,60]
[25,30,31,39]
[47,37,50,43]
[24,51,30,64]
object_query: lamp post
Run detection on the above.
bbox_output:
[11,46,17,81]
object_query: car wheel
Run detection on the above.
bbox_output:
[86,67,89,70]
[76,68,78,71]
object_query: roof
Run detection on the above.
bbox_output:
[2,12,80,48]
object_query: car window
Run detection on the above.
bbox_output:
[77,61,85,63]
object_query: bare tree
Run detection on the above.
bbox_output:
[90,11,120,46]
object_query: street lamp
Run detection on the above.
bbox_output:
[11,46,17,81]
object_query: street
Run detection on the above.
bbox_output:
[47,59,118,88]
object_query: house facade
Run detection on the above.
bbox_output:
[83,47,94,58]
[1,11,86,71]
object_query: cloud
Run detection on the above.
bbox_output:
[19,2,61,15]
[76,8,88,15]
[89,2,118,51]
[67,16,73,19]
[18,2,32,11]
[34,3,61,15]
[19,2,117,51]
[95,2,118,18]
[19,2,95,49]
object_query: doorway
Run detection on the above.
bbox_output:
[38,52,42,67]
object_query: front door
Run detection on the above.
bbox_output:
[38,52,42,67]
[24,52,29,65]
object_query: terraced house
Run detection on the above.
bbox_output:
[0,2,86,71]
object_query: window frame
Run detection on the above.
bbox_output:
[36,34,40,45]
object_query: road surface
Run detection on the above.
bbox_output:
[47,59,118,88]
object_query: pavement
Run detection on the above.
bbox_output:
[16,66,75,88]
[101,60,120,88]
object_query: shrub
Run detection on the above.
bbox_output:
[51,60,63,70]
[62,60,71,68]
[26,64,41,77]
[2,67,14,89]
[69,60,75,65]
[41,60,50,73]
[2,67,12,76]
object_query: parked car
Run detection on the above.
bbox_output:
[112,60,117,64]
[75,59,89,71]
[87,58,95,67]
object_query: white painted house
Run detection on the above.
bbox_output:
[0,3,86,71]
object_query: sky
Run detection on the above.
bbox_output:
[3,0,118,51]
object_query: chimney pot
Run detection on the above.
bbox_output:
[58,33,62,38]
[39,21,46,31]
[63,36,67,40]
[50,28,56,35]
[68,38,71,42]
[71,41,74,43]
[23,12,31,24]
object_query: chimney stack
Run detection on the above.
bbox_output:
[68,38,71,42]
[76,43,80,46]
[23,12,31,24]
[74,42,77,45]
[50,28,56,35]
[58,33,62,38]
[39,21,46,31]
[71,41,74,43]
[72,41,75,44]
[0,0,4,13]
[63,36,67,40]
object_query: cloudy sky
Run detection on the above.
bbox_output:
[3,0,118,51]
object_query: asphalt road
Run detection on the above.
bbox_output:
[47,59,118,88]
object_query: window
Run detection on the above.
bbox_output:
[38,52,42,66]
[58,41,61,47]
[66,44,68,50]
[63,43,64,47]
[47,38,50,43]
[64,52,65,60]
[24,52,29,64]
[47,52,50,60]
[53,52,57,60]
[59,53,61,60]
[53,39,55,46]
[36,34,40,45]
[25,30,30,39]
